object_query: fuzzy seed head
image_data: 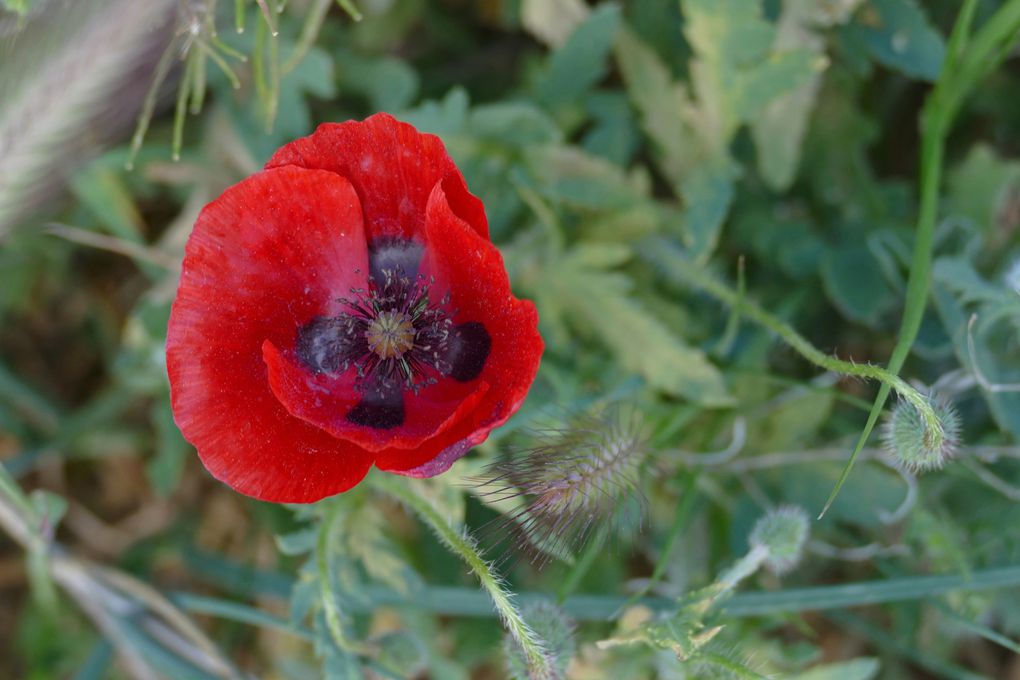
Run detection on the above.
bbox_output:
[882,394,961,474]
[749,505,809,575]
[503,602,575,680]
[480,405,647,566]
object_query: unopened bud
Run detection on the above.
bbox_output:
[749,505,809,575]
[882,394,960,474]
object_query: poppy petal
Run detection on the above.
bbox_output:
[373,182,543,473]
[266,112,489,241]
[263,339,490,452]
[167,166,374,503]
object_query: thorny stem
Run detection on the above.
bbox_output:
[372,475,551,679]
[824,0,1020,517]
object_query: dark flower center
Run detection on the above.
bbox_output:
[294,237,491,430]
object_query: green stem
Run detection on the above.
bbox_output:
[372,475,550,678]
[646,246,944,456]
[619,473,698,611]
[316,499,372,657]
[556,528,605,602]
[824,0,1020,517]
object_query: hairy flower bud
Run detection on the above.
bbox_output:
[749,505,809,576]
[479,405,647,566]
[882,394,961,474]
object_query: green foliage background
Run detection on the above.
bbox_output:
[1,0,1020,678]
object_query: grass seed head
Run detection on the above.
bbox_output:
[479,405,647,566]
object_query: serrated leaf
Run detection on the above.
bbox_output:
[344,502,421,595]
[683,0,818,139]
[545,244,732,405]
[618,3,815,259]
[614,28,702,188]
[751,0,861,190]
[520,0,589,48]
[536,3,621,107]
[850,0,945,81]
[525,145,647,211]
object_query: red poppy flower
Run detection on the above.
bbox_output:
[166,113,543,503]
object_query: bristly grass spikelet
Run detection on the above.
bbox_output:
[749,505,809,576]
[882,393,961,474]
[477,405,647,567]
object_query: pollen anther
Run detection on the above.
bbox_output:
[366,311,415,359]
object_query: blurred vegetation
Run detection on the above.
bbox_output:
[2,0,1020,678]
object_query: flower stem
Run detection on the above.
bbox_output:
[643,245,945,466]
[824,0,1020,517]
[372,475,550,678]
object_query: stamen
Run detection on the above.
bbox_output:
[292,238,493,430]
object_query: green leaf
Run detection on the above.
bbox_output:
[275,44,336,138]
[542,244,733,405]
[582,91,640,165]
[520,0,590,48]
[932,260,1020,439]
[754,387,836,452]
[536,3,621,107]
[147,396,189,496]
[276,528,318,556]
[1,0,31,15]
[69,165,145,242]
[614,27,704,189]
[789,658,880,680]
[336,50,419,112]
[399,87,470,137]
[617,3,815,258]
[525,145,647,210]
[946,143,1020,235]
[770,462,905,529]
[683,0,818,139]
[850,0,946,81]
[681,159,739,261]
[820,243,897,325]
[751,0,862,190]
